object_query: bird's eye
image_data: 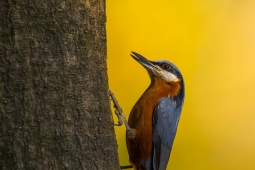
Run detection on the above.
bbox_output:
[162,64,170,70]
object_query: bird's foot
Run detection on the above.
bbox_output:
[120,165,133,169]
[109,90,134,137]
[109,90,124,126]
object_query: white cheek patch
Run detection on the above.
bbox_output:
[159,70,178,83]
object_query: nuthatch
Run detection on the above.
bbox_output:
[110,52,184,170]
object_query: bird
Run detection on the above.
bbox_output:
[124,52,185,170]
[109,52,185,170]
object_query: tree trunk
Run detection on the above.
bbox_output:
[0,0,120,169]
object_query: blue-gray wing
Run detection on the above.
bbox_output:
[152,98,182,170]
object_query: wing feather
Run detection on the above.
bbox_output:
[152,97,182,170]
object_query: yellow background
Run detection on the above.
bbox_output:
[106,1,255,170]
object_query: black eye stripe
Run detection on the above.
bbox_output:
[161,63,171,70]
[152,61,176,73]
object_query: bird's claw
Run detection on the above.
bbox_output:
[114,110,123,126]
[109,90,124,126]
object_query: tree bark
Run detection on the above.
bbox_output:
[0,0,120,169]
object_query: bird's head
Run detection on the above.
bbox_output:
[131,51,184,104]
[131,52,183,86]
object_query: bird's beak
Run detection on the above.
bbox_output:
[130,52,158,72]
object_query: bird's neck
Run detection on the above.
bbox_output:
[146,78,181,99]
[134,79,181,114]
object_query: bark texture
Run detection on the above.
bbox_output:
[0,0,120,169]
